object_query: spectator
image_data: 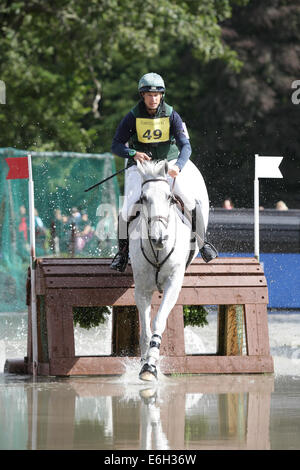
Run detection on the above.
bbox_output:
[18,205,29,260]
[71,207,81,224]
[50,209,65,254]
[222,198,234,210]
[60,213,70,253]
[76,211,94,253]
[35,208,46,233]
[275,200,288,211]
[18,205,28,242]
[34,209,47,255]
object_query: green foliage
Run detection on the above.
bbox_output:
[72,304,208,330]
[187,0,300,209]
[1,0,297,208]
[185,415,209,442]
[0,0,241,154]
[183,305,209,328]
[73,306,111,330]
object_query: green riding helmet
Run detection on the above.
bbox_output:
[138,73,165,94]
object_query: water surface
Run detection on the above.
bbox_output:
[0,311,299,450]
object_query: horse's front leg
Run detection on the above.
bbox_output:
[134,287,153,363]
[152,269,185,338]
[140,270,185,382]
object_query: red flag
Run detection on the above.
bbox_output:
[5,157,29,179]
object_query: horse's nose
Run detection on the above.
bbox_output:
[150,235,168,248]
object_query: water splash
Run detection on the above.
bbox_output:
[1,311,300,377]
[110,357,172,386]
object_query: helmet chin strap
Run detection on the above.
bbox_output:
[154,95,165,116]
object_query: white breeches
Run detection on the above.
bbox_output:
[121,159,209,231]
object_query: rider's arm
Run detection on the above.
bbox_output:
[171,111,192,171]
[111,112,137,158]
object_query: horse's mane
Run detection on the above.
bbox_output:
[138,160,168,179]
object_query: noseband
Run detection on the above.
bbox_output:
[139,177,177,293]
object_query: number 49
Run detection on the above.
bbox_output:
[142,129,162,140]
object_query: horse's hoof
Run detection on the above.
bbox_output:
[139,388,157,404]
[140,388,156,399]
[140,371,156,382]
[139,363,157,382]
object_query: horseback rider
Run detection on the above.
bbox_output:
[110,72,218,272]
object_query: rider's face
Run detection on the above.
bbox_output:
[142,92,162,112]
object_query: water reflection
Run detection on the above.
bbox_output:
[0,373,275,450]
[140,388,169,450]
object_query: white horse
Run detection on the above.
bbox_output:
[128,160,200,381]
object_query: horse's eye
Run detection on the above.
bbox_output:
[141,194,147,203]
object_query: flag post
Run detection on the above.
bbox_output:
[254,154,260,261]
[28,153,38,377]
[254,154,283,262]
[5,153,37,376]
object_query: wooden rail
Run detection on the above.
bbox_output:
[13,257,274,376]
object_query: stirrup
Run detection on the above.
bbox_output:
[200,241,218,263]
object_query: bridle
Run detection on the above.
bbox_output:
[139,177,177,293]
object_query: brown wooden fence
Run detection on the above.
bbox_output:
[6,257,274,376]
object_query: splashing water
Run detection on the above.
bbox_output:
[1,311,300,378]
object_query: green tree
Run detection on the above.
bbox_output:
[0,0,244,154]
[187,0,300,208]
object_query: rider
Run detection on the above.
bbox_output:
[110,72,218,272]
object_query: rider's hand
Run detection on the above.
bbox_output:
[134,152,151,163]
[168,165,180,178]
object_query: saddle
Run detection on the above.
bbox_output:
[172,195,197,269]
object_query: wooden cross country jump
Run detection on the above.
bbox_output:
[6,257,274,376]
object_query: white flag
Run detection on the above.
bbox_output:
[255,154,283,179]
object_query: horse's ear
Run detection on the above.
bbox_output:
[136,160,146,177]
[155,160,168,178]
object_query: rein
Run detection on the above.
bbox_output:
[139,177,177,293]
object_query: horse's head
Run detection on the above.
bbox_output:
[137,160,175,250]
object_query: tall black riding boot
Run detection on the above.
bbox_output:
[110,215,129,272]
[200,241,218,263]
[110,238,129,272]
[192,203,219,263]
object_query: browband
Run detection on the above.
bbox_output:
[141,178,169,187]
